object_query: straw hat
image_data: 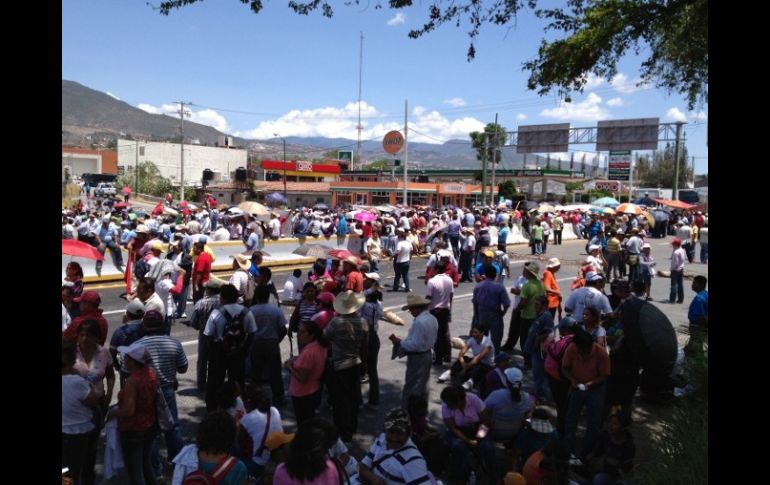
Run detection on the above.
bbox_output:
[333,290,365,315]
[232,253,251,271]
[401,293,431,311]
[523,261,543,278]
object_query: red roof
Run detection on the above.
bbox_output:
[653,198,697,209]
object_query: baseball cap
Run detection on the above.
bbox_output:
[363,272,380,281]
[505,367,523,385]
[73,291,101,305]
[117,342,152,365]
[585,271,604,282]
[142,310,165,328]
[558,316,579,331]
[125,299,145,316]
[383,408,411,433]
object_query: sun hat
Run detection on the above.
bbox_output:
[546,257,561,269]
[204,275,227,289]
[363,272,380,281]
[588,244,601,252]
[117,342,152,365]
[333,290,365,315]
[232,253,251,271]
[585,271,604,282]
[401,293,431,311]
[523,261,543,278]
[343,255,360,267]
[642,242,651,249]
[530,415,555,434]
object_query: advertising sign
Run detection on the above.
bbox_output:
[608,150,632,181]
[595,180,620,192]
[296,161,313,172]
[382,131,405,155]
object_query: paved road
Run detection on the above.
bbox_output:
[92,236,707,483]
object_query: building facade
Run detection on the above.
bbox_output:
[260,159,341,183]
[329,181,494,208]
[62,147,118,178]
[117,139,248,187]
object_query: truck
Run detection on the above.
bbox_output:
[633,188,673,200]
[94,182,117,197]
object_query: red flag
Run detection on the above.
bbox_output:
[124,248,134,295]
[151,201,164,216]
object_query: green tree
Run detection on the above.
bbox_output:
[363,159,391,171]
[497,180,518,200]
[634,144,692,188]
[469,122,507,167]
[117,161,175,197]
[158,1,707,109]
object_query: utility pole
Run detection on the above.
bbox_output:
[177,101,191,201]
[481,133,488,206]
[356,32,364,171]
[135,139,139,192]
[672,121,684,200]
[403,99,408,206]
[490,113,499,207]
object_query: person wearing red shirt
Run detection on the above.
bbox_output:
[343,256,364,293]
[192,241,213,303]
[361,221,373,240]
[62,291,109,346]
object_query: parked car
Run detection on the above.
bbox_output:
[95,182,116,197]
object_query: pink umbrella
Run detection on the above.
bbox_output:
[329,249,352,260]
[62,239,104,261]
[354,211,377,222]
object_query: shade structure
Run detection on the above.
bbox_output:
[591,196,620,207]
[62,239,104,261]
[537,203,556,213]
[652,198,697,210]
[238,201,271,221]
[616,203,643,215]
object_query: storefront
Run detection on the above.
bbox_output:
[260,160,341,182]
[329,181,493,208]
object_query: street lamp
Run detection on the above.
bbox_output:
[273,133,287,203]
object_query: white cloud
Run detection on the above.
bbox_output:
[444,97,467,107]
[665,107,687,122]
[690,111,708,121]
[387,13,406,26]
[610,73,650,94]
[584,73,605,91]
[234,101,485,144]
[606,97,625,107]
[516,113,527,121]
[540,92,610,121]
[106,91,121,101]
[137,102,232,132]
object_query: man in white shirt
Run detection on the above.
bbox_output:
[399,212,411,231]
[269,213,281,240]
[676,221,694,263]
[563,272,613,323]
[426,261,454,365]
[390,230,413,292]
[391,295,438,408]
[459,228,476,282]
[282,269,303,303]
[669,238,687,303]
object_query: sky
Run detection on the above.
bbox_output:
[62,1,708,174]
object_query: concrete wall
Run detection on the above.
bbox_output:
[62,153,100,176]
[117,139,248,187]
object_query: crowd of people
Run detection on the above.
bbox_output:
[62,193,707,485]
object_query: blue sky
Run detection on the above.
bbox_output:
[62,1,708,174]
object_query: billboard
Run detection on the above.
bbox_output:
[608,150,632,181]
[516,123,570,153]
[597,118,658,151]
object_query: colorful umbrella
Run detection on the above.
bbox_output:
[652,198,697,210]
[640,210,656,226]
[62,240,104,261]
[591,196,620,207]
[616,203,643,215]
[354,211,377,222]
[329,248,352,260]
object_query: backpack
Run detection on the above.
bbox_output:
[221,308,249,356]
[241,272,257,304]
[544,335,575,381]
[182,455,237,485]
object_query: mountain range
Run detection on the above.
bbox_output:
[62,79,549,169]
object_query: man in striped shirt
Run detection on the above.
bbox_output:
[136,310,188,474]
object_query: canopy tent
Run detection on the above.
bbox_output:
[652,198,698,210]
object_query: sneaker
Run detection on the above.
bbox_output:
[437,370,452,383]
[462,378,474,390]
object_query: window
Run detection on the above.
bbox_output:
[372,191,390,205]
[356,193,368,204]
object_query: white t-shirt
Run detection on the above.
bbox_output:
[585,255,604,273]
[399,216,411,230]
[240,407,283,465]
[395,240,412,263]
[270,219,281,237]
[366,238,382,258]
[62,374,96,434]
[212,227,230,241]
[467,335,495,366]
[229,270,251,298]
[283,275,303,302]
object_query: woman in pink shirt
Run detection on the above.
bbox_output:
[285,323,329,425]
[440,385,486,483]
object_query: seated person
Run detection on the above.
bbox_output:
[586,412,635,483]
[440,385,487,484]
[482,352,514,399]
[445,324,494,390]
[511,408,560,472]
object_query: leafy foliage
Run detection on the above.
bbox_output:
[363,159,392,171]
[469,122,508,165]
[497,180,518,199]
[116,161,176,198]
[634,144,692,188]
[157,1,707,109]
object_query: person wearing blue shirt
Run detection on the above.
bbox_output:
[95,216,124,271]
[498,223,510,246]
[294,215,309,236]
[245,226,259,251]
[474,250,501,282]
[687,276,708,327]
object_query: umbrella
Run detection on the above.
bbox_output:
[162,207,179,217]
[602,207,616,215]
[239,201,271,217]
[225,207,244,215]
[329,248,352,260]
[354,211,377,222]
[651,209,670,222]
[313,203,329,211]
[265,192,288,206]
[591,196,620,207]
[187,203,198,211]
[522,200,539,211]
[62,240,104,261]
[293,244,333,258]
[537,203,556,213]
[640,210,656,226]
[426,223,448,242]
[633,197,657,207]
[178,201,188,207]
[113,202,129,209]
[616,203,643,215]
[652,198,697,210]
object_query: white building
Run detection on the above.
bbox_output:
[117,139,248,187]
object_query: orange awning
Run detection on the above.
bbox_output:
[652,198,697,209]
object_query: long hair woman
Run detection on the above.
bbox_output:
[273,417,341,484]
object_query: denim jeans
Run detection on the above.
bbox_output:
[565,383,607,455]
[152,385,183,473]
[250,340,284,402]
[531,240,542,255]
[393,261,410,291]
[443,430,474,483]
[669,269,684,303]
[700,242,708,263]
[174,283,191,318]
[449,235,461,258]
[478,309,505,353]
